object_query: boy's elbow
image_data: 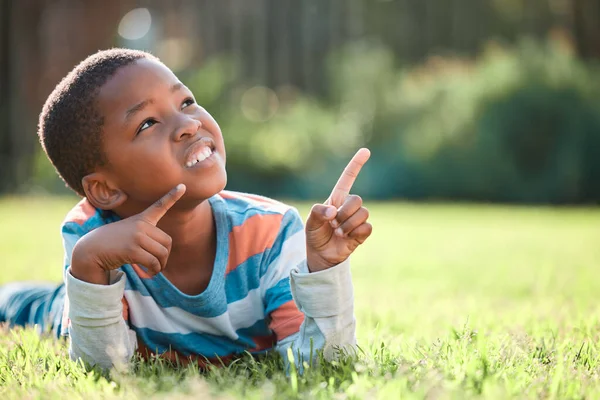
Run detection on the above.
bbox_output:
[69,338,134,372]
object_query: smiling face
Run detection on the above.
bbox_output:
[95,58,227,210]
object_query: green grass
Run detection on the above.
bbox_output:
[1,195,600,399]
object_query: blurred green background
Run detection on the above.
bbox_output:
[1,0,600,203]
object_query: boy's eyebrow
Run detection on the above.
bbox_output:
[125,99,153,121]
[170,83,183,93]
[125,83,185,121]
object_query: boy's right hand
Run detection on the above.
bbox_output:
[70,184,186,285]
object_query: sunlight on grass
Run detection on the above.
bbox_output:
[1,196,600,398]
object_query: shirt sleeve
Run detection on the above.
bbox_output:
[66,269,137,371]
[261,208,357,371]
[61,215,137,370]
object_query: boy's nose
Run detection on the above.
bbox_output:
[173,116,202,141]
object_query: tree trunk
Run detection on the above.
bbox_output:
[0,0,14,192]
[573,0,600,60]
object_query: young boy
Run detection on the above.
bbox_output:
[0,49,372,371]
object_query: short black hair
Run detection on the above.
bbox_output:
[38,48,159,196]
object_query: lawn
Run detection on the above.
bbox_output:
[1,195,600,399]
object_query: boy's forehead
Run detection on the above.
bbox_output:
[98,59,180,114]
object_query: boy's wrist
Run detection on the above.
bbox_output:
[70,242,110,285]
[307,252,338,273]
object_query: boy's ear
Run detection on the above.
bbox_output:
[81,173,127,210]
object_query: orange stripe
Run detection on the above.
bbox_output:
[249,334,276,352]
[64,199,96,225]
[226,213,284,274]
[131,263,152,279]
[121,297,129,321]
[269,299,304,341]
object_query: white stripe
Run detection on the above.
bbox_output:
[124,288,265,339]
[260,228,306,295]
[62,232,80,264]
[228,288,265,329]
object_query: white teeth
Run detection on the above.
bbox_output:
[186,158,199,168]
[186,147,213,167]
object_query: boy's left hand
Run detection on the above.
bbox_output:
[305,148,372,272]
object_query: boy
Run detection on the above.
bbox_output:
[0,49,372,371]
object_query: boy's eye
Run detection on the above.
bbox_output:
[181,98,195,109]
[137,119,157,134]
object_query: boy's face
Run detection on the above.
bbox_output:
[96,58,227,208]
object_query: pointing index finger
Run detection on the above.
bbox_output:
[328,148,370,207]
[140,184,186,225]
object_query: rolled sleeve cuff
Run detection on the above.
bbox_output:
[66,268,126,327]
[290,259,354,318]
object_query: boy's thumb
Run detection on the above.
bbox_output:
[306,204,337,232]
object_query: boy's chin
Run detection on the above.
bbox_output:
[185,174,227,200]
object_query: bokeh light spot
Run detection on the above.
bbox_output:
[118,8,152,41]
[240,86,279,122]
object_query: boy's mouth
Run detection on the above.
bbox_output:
[184,137,216,168]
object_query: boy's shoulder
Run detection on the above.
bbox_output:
[218,190,297,217]
[63,198,97,225]
[217,190,304,237]
[61,191,302,235]
[61,198,113,235]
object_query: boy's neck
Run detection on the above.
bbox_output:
[157,199,215,251]
[158,199,217,286]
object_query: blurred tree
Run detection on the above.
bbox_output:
[572,0,600,60]
[2,0,600,203]
[0,0,134,193]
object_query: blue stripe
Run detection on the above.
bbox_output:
[264,277,294,315]
[132,327,243,357]
[224,253,263,303]
[133,318,274,358]
[226,206,284,228]
[236,319,274,352]
[236,319,272,342]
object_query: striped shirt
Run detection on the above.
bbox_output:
[60,191,356,368]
